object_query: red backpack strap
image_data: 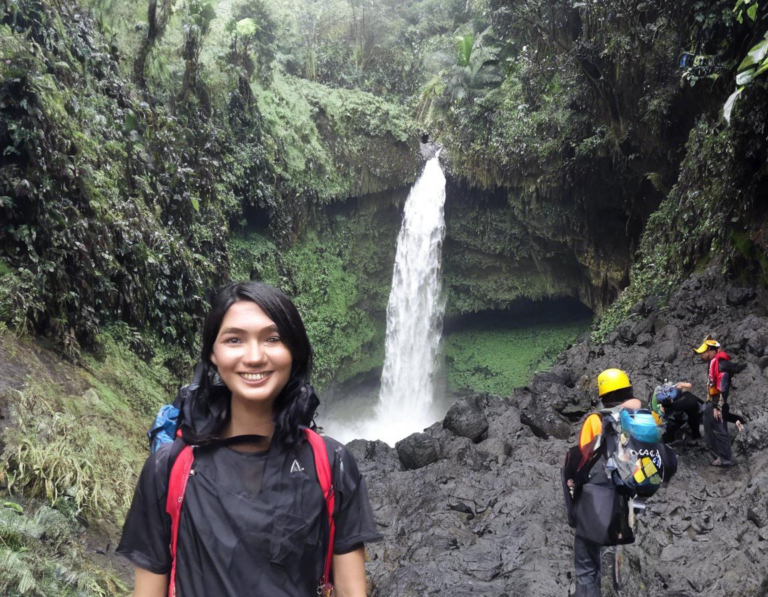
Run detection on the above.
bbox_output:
[303,428,335,594]
[165,443,195,597]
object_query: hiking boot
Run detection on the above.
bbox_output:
[711,458,735,468]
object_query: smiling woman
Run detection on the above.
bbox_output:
[116,281,381,597]
[211,301,294,428]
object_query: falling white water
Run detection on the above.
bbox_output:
[371,155,447,445]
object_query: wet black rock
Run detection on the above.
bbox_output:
[727,287,756,306]
[655,339,678,363]
[395,432,440,470]
[358,268,768,596]
[346,438,402,472]
[444,395,490,442]
[515,388,572,439]
[637,332,653,347]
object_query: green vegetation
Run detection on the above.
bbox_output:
[258,72,418,202]
[444,318,590,396]
[0,329,172,595]
[0,502,127,596]
[4,0,766,367]
[0,335,169,524]
[0,0,416,368]
[1,0,768,592]
[230,199,400,386]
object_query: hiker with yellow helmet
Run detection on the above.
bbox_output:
[595,368,642,411]
[694,336,747,467]
[563,368,676,596]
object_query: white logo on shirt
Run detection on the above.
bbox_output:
[290,459,304,473]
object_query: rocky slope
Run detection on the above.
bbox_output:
[353,267,768,596]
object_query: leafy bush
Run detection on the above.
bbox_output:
[0,503,126,596]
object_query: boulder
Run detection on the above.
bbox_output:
[516,391,571,439]
[395,432,440,470]
[443,395,489,442]
[443,436,487,469]
[727,287,756,306]
[81,388,103,407]
[530,367,573,388]
[656,339,678,363]
[637,332,653,347]
[617,320,637,344]
[733,314,768,356]
[346,439,402,472]
[630,314,656,339]
[476,437,511,462]
[658,324,682,344]
[748,506,768,529]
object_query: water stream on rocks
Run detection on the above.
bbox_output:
[323,156,448,446]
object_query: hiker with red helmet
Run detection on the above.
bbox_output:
[694,336,747,467]
[117,281,381,597]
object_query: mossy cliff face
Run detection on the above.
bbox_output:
[0,0,418,367]
[260,73,419,202]
[231,191,405,387]
[442,181,632,316]
[595,89,768,339]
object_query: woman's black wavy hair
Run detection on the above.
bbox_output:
[179,281,319,446]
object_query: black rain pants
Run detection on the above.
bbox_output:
[661,393,703,443]
[574,534,602,597]
[703,401,732,463]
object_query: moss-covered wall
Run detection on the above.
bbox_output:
[595,96,768,339]
[0,327,177,594]
[0,0,418,366]
[442,181,633,316]
[230,190,405,387]
[259,73,419,202]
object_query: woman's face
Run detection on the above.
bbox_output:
[210,300,293,408]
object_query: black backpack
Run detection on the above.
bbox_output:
[563,410,677,546]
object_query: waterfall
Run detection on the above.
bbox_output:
[375,155,447,445]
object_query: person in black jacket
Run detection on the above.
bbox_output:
[118,281,381,597]
[653,381,703,445]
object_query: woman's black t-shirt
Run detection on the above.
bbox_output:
[117,436,381,597]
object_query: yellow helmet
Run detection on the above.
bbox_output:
[693,336,720,354]
[597,368,631,397]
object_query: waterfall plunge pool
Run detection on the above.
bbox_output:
[318,297,592,446]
